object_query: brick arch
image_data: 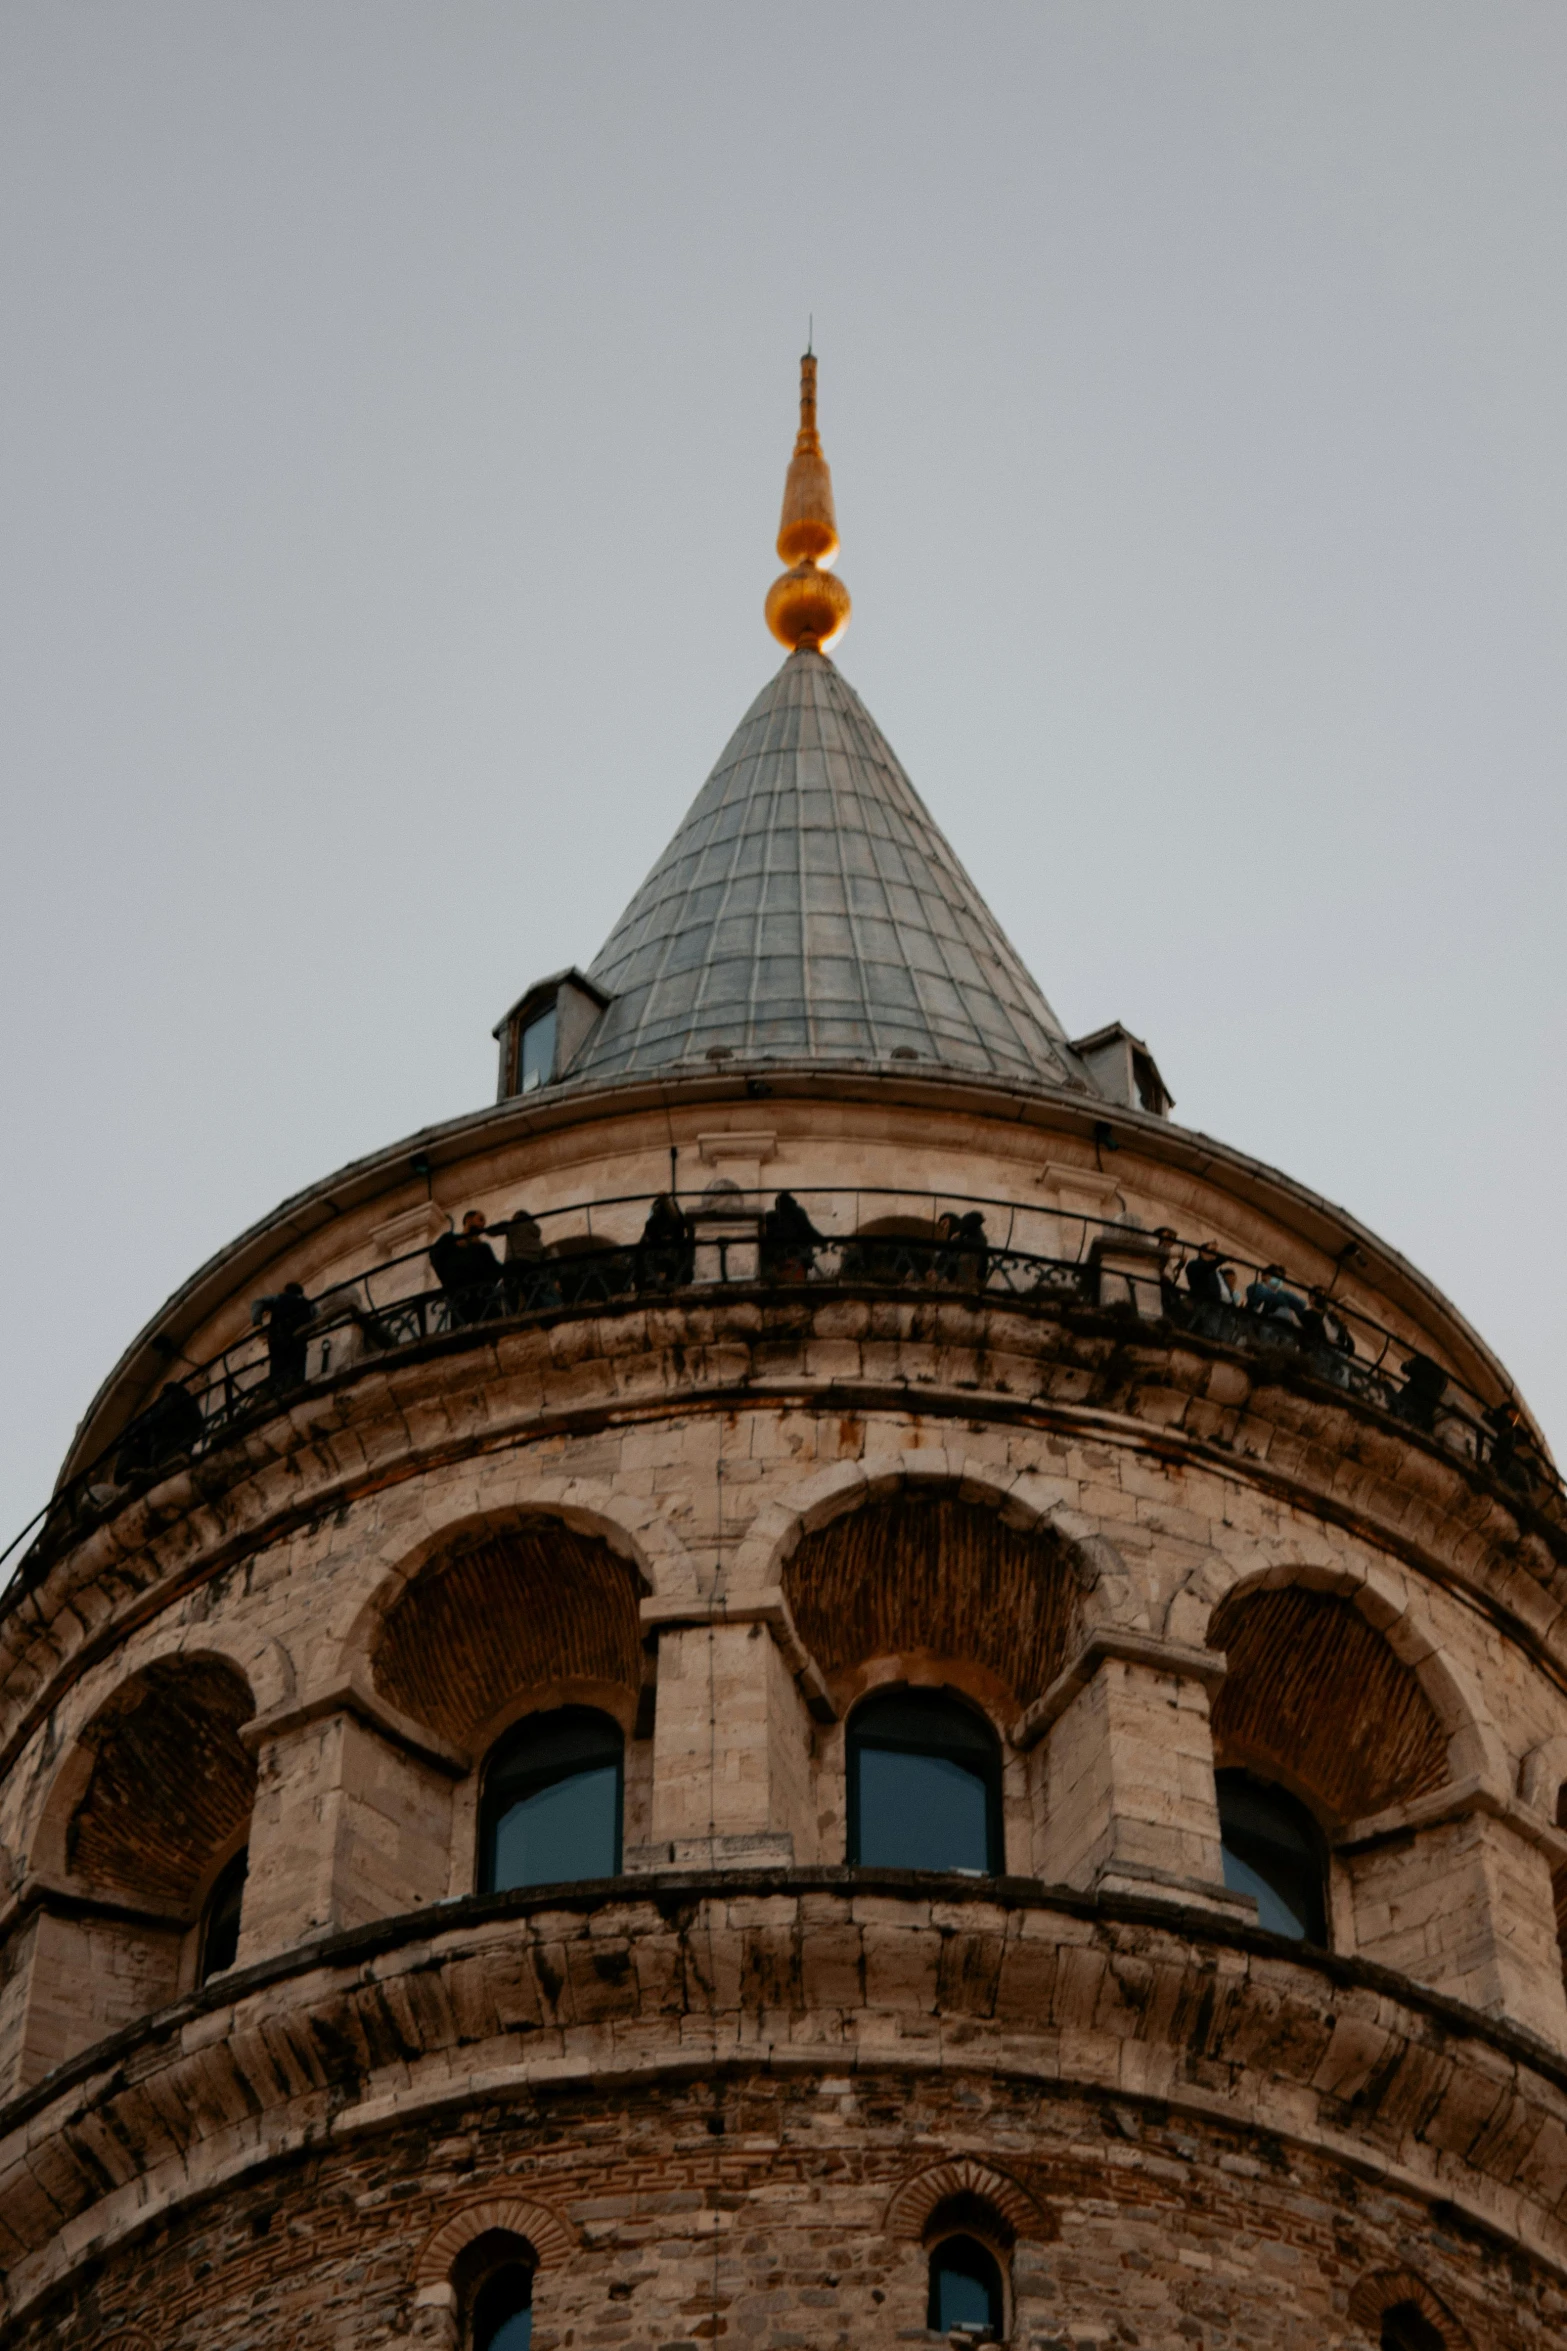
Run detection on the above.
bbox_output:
[726,1454,1122,1614]
[95,2334,158,2351]
[1347,2268,1472,2348]
[782,1484,1084,1710]
[1208,1583,1448,1827]
[414,2193,576,2285]
[372,1515,646,1749]
[883,2159,1055,2244]
[61,1654,256,1917]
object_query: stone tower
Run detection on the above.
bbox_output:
[1,358,1564,2351]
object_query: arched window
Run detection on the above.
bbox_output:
[1381,2305,1446,2351]
[473,2262,533,2351]
[454,2229,537,2351]
[199,1847,248,1982]
[847,1689,1002,1876]
[480,1707,623,1894]
[1216,1769,1327,1943]
[927,2234,1004,2337]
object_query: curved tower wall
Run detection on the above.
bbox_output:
[2,1068,1566,2348]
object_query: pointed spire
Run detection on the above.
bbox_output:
[570,653,1086,1090]
[765,351,852,654]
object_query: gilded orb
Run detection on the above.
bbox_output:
[765,559,852,652]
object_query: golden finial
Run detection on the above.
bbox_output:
[765,350,851,654]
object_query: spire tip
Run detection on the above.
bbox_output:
[765,348,851,654]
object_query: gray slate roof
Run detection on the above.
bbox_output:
[567,650,1089,1091]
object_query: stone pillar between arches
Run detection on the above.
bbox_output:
[1339,1786,1567,2052]
[238,1687,463,1964]
[0,1898,182,2099]
[1023,1631,1250,1916]
[629,1607,823,1871]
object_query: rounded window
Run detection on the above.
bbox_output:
[199,1847,248,1983]
[1216,1769,1327,1943]
[927,2234,1004,2337]
[1381,2306,1445,2351]
[473,2262,533,2351]
[480,1707,623,1894]
[847,1689,1002,1876]
[455,2231,537,2351]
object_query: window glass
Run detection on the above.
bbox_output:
[200,1847,248,1982]
[927,2235,1003,2336]
[481,1708,623,1894]
[1216,1770,1327,1943]
[474,2262,533,2351]
[519,1006,557,1094]
[848,1690,1001,1876]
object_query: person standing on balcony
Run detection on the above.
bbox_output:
[429,1211,502,1324]
[761,1191,821,1281]
[112,1379,205,1483]
[1393,1351,1448,1432]
[253,1281,315,1389]
[1183,1242,1239,1334]
[499,1206,552,1312]
[638,1193,693,1290]
[1484,1398,1541,1495]
[1299,1287,1356,1370]
[1246,1264,1307,1325]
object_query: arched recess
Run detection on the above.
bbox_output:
[1207,1584,1449,1828]
[1347,2268,1473,2349]
[414,2194,576,2287]
[62,1655,256,1915]
[883,2159,1055,2244]
[783,1487,1084,1712]
[372,1517,647,1751]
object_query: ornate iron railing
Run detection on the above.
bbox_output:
[2,1187,1557,1597]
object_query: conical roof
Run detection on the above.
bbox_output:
[566,651,1088,1091]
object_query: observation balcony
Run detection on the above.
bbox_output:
[6,1187,1559,1605]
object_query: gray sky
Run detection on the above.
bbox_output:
[2,5,1564,1542]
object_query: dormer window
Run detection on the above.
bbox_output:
[493,970,610,1101]
[519,1005,557,1095]
[1071,1023,1174,1119]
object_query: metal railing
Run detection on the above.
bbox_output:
[3,1187,1558,1599]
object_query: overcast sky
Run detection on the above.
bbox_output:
[2,5,1564,1542]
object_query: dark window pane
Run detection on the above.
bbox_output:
[490,1763,619,1891]
[481,1708,623,1894]
[520,1007,557,1093]
[856,1747,990,1874]
[852,1687,997,1761]
[475,2263,533,2351]
[928,2236,1002,2335]
[848,1689,1001,1875]
[485,2319,532,2351]
[1217,1771,1327,1944]
[200,1847,248,1982]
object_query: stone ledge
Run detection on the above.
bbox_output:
[5,1869,1567,2328]
[3,1866,1566,2150]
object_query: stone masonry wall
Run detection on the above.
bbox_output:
[13,2055,1560,2351]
